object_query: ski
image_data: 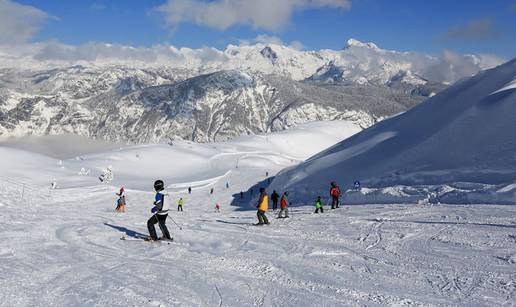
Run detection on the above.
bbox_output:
[120,236,173,244]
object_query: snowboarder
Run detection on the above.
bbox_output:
[256,187,269,225]
[115,186,126,212]
[271,190,280,211]
[177,197,184,212]
[278,192,289,218]
[215,203,220,212]
[353,180,361,191]
[188,187,192,194]
[314,196,323,213]
[147,180,172,241]
[330,181,341,209]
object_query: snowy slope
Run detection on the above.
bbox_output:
[271,59,516,196]
[1,120,515,306]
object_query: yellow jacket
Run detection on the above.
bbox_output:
[258,194,268,211]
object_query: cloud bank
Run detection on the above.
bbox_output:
[156,0,351,31]
[0,0,50,44]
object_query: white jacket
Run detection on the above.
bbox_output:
[154,190,170,215]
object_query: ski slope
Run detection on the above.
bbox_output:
[0,120,515,306]
[271,59,516,200]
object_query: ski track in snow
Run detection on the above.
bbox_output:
[2,183,515,306]
[1,121,516,306]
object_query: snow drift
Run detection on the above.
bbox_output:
[271,58,516,198]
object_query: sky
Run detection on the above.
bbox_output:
[1,0,515,58]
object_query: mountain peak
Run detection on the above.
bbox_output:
[345,38,380,50]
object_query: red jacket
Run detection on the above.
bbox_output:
[280,196,288,209]
[330,187,341,198]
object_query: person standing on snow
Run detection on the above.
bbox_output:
[314,196,324,213]
[177,198,184,212]
[278,192,289,218]
[256,187,269,225]
[115,186,126,212]
[188,187,192,194]
[271,190,280,211]
[147,180,172,241]
[330,181,341,209]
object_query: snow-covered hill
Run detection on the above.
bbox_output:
[1,120,515,306]
[271,59,516,199]
[0,39,502,143]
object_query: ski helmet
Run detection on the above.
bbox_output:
[259,187,265,193]
[154,180,164,191]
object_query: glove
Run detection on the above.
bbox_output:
[151,207,157,213]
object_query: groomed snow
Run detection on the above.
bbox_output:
[0,120,515,306]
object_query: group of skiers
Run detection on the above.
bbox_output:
[254,181,342,224]
[114,178,345,240]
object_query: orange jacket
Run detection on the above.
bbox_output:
[258,193,268,211]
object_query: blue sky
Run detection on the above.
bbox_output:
[10,0,516,58]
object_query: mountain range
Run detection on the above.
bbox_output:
[0,39,503,143]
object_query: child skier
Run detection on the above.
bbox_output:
[314,196,323,213]
[177,198,184,211]
[278,191,289,218]
[256,187,269,225]
[330,181,341,209]
[147,180,172,241]
[115,186,126,212]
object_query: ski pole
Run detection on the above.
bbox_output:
[169,215,183,230]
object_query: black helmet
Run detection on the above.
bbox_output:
[154,180,164,191]
[259,187,265,193]
[284,191,289,196]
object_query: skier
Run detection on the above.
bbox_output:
[256,187,269,225]
[115,186,126,212]
[210,188,214,195]
[147,180,172,241]
[271,190,280,211]
[226,181,229,189]
[177,197,184,212]
[188,187,192,194]
[240,191,244,199]
[314,196,323,213]
[330,181,341,209]
[353,180,361,191]
[278,191,289,218]
[215,203,220,212]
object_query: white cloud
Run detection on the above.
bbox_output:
[156,0,351,32]
[239,34,304,50]
[0,0,50,44]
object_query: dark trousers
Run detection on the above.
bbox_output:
[147,214,172,240]
[257,210,269,224]
[178,205,183,211]
[331,196,339,209]
[315,207,323,213]
[272,200,278,211]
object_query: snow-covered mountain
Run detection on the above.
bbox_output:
[271,58,516,194]
[0,39,503,143]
